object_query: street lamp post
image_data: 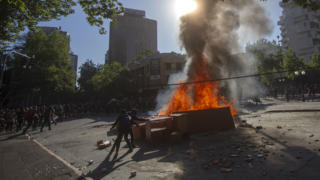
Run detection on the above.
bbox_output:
[295,71,306,102]
[0,50,34,88]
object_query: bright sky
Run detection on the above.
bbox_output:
[38,0,282,68]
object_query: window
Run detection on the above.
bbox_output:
[150,59,160,75]
[166,63,171,71]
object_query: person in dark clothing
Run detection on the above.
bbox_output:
[23,107,34,134]
[5,109,14,132]
[40,106,52,132]
[128,109,147,148]
[108,110,137,161]
[32,106,40,130]
[16,108,24,132]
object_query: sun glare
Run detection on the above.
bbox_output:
[175,0,198,18]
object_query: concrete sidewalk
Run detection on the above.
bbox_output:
[0,133,81,180]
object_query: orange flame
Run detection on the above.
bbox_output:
[158,55,236,116]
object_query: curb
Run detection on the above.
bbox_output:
[25,133,93,180]
[265,109,320,113]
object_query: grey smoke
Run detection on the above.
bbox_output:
[156,0,272,112]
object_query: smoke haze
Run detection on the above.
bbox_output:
[155,0,273,113]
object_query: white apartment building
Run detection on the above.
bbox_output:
[278,1,320,62]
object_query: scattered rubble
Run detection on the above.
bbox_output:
[130,171,137,178]
[88,160,94,166]
[220,168,232,173]
[97,140,111,149]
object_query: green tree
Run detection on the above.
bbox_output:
[246,39,282,85]
[0,0,123,49]
[283,49,307,80]
[78,59,98,93]
[12,29,76,102]
[282,0,320,10]
[91,61,133,98]
[309,54,320,69]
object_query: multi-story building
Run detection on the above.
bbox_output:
[70,53,78,73]
[278,2,320,62]
[107,8,158,66]
[129,52,186,90]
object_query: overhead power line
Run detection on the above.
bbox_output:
[146,67,318,89]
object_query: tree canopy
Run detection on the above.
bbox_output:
[246,39,282,85]
[12,29,76,102]
[282,49,307,80]
[91,61,133,97]
[78,59,98,94]
[0,0,123,49]
[282,0,320,11]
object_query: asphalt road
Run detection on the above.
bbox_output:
[18,98,320,180]
[0,133,80,180]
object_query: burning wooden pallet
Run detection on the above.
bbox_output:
[133,107,235,145]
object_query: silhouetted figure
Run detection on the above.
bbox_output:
[23,107,34,134]
[40,106,53,132]
[108,110,135,161]
[16,108,24,132]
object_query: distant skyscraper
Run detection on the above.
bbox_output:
[39,26,70,45]
[70,53,78,73]
[107,8,158,65]
[278,2,320,62]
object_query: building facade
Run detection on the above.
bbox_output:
[129,52,186,90]
[107,8,158,65]
[278,2,320,62]
[70,53,78,73]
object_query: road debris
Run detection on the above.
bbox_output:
[87,160,94,166]
[97,140,111,149]
[257,154,264,158]
[220,168,232,173]
[230,154,240,158]
[130,171,137,178]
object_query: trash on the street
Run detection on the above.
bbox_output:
[130,171,137,177]
[230,154,239,157]
[309,134,314,138]
[213,160,219,165]
[277,126,282,129]
[220,168,232,173]
[97,140,111,149]
[257,154,264,158]
[88,160,94,166]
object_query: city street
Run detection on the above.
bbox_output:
[21,98,320,180]
[2,1,320,180]
[0,133,80,180]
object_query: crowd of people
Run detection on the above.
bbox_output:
[0,104,65,134]
[0,97,156,134]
